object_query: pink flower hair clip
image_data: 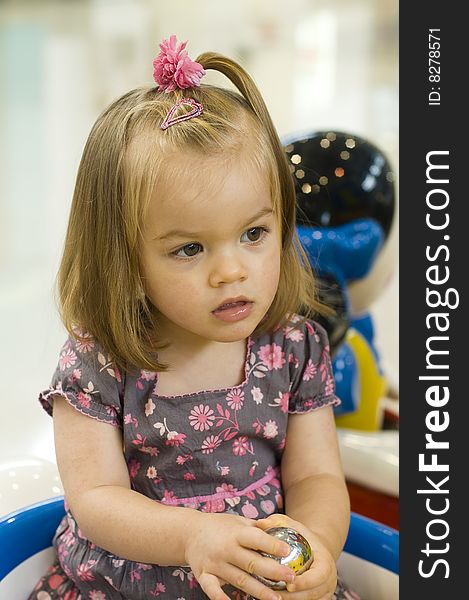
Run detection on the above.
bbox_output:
[153,35,205,130]
[153,35,205,92]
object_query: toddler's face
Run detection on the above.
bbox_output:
[140,151,281,346]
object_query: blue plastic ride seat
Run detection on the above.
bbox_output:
[0,496,66,581]
[0,496,399,589]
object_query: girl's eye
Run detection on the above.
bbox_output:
[173,243,203,258]
[241,227,266,243]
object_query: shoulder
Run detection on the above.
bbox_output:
[249,316,337,412]
[253,315,329,356]
[39,330,125,426]
[249,315,331,380]
[57,330,124,387]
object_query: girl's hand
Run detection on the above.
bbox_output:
[255,515,337,600]
[184,511,298,600]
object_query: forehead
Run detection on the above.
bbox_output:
[148,150,273,231]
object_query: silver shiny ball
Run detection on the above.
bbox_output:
[255,526,314,590]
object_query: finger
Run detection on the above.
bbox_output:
[279,582,335,600]
[219,563,285,600]
[239,527,292,559]
[234,547,296,586]
[287,560,335,593]
[284,572,337,599]
[256,516,292,530]
[197,571,231,600]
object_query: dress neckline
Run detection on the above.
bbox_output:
[152,336,253,400]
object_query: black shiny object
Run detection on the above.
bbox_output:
[314,273,350,355]
[286,131,395,238]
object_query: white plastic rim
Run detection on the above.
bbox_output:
[337,429,399,497]
[0,456,63,517]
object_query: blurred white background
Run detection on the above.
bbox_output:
[0,0,398,512]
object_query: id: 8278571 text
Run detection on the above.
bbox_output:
[428,29,441,106]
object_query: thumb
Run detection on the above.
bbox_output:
[255,515,289,530]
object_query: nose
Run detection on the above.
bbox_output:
[208,252,247,287]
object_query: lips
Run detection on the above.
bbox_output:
[213,297,251,312]
[212,297,254,323]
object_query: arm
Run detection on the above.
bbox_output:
[280,406,350,561]
[54,396,297,600]
[53,395,198,565]
[256,406,349,597]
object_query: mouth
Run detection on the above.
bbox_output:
[212,297,254,322]
[213,296,251,311]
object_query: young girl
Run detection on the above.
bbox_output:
[30,35,357,600]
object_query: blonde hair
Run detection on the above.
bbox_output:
[58,52,326,371]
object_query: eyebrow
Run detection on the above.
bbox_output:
[153,207,274,241]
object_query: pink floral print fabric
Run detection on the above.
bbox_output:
[30,317,355,600]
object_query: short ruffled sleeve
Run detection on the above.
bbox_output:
[39,334,124,428]
[288,319,341,414]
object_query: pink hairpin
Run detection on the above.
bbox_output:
[153,35,205,93]
[160,97,204,130]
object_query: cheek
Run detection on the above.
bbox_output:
[146,270,199,309]
[257,241,281,290]
[140,254,187,308]
[269,256,281,293]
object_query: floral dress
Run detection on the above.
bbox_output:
[30,317,359,600]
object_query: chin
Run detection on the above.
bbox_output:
[209,328,253,344]
[207,319,260,343]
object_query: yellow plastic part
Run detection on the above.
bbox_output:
[334,328,387,431]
